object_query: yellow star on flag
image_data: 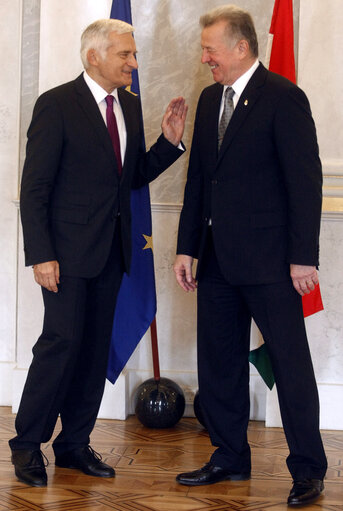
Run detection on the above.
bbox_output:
[143,234,153,252]
[125,85,138,96]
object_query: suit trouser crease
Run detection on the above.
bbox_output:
[10,226,124,455]
[197,232,327,479]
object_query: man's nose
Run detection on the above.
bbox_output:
[128,54,138,69]
[201,49,210,64]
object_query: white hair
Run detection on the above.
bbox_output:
[80,18,134,69]
[200,4,258,57]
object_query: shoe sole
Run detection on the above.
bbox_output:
[16,475,47,487]
[176,474,251,486]
[287,492,323,506]
[55,462,115,478]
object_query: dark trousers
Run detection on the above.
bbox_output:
[10,226,124,456]
[197,231,327,480]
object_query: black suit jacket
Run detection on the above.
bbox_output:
[21,74,183,278]
[177,63,322,285]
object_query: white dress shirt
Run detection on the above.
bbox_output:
[209,59,259,225]
[218,59,260,121]
[83,71,126,165]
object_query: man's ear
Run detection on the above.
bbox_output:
[87,48,99,67]
[237,39,249,58]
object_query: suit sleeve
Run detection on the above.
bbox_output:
[20,93,63,266]
[176,93,205,258]
[274,85,322,266]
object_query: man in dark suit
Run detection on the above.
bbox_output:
[173,5,326,506]
[10,18,187,487]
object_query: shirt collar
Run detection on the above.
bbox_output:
[224,59,259,98]
[83,71,119,104]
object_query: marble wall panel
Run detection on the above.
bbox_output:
[39,0,112,93]
[0,0,21,362]
[307,217,343,383]
[131,0,276,204]
[298,0,343,164]
[19,0,41,179]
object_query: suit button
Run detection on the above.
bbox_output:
[211,179,218,185]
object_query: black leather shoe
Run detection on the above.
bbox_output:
[55,445,115,478]
[287,479,324,506]
[176,462,250,486]
[11,449,48,487]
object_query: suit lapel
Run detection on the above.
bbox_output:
[208,84,224,171]
[217,63,268,167]
[118,87,136,174]
[74,74,119,170]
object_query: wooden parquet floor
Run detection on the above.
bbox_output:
[0,407,342,511]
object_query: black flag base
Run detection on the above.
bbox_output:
[134,377,185,428]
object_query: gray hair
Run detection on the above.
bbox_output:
[80,18,134,69]
[200,4,258,57]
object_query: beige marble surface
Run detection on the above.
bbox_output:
[0,0,21,367]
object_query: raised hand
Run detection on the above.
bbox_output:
[161,97,188,146]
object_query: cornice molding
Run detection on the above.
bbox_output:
[13,199,343,219]
[151,203,182,213]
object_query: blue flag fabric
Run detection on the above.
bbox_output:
[106,0,157,383]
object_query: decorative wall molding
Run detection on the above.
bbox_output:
[266,382,343,430]
[322,159,343,176]
[14,199,343,219]
[323,160,343,198]
[0,362,15,406]
[12,365,266,422]
[151,202,182,214]
[322,197,343,220]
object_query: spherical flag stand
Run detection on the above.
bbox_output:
[134,318,185,428]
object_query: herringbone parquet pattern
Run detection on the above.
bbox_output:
[1,407,342,511]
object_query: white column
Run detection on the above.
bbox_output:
[0,0,21,405]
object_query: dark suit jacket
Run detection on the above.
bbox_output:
[177,63,322,285]
[21,74,183,278]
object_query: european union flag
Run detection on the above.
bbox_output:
[107,0,156,383]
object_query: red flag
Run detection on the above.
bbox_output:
[266,0,296,83]
[251,0,323,388]
[266,0,324,318]
[302,285,324,317]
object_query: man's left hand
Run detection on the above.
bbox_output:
[290,264,319,296]
[161,97,188,146]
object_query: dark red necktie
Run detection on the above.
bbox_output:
[105,95,122,175]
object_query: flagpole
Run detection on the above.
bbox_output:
[109,0,185,427]
[150,318,160,381]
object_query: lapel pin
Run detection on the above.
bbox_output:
[244,99,248,106]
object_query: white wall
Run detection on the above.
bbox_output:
[0,0,21,404]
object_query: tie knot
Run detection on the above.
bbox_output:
[225,87,235,100]
[105,95,114,108]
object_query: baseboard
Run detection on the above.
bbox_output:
[0,362,15,406]
[10,367,343,430]
[266,383,343,430]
